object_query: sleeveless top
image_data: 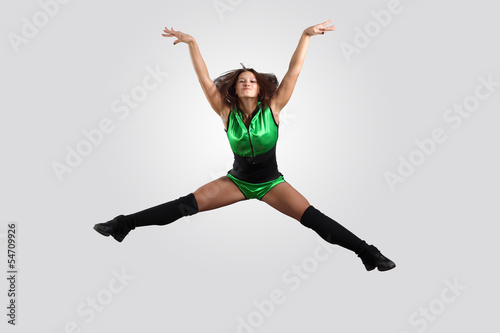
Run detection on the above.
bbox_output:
[224,102,281,183]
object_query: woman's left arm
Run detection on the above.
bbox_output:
[271,19,335,111]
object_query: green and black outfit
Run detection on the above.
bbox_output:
[225,102,285,200]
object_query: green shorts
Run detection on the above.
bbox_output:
[226,173,286,200]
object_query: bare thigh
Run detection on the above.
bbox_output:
[193,176,246,212]
[261,181,311,221]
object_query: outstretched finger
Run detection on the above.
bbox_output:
[162,30,174,37]
[319,18,334,26]
[164,27,178,33]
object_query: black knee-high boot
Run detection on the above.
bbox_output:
[94,193,199,242]
[300,205,396,271]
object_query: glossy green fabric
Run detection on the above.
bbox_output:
[226,102,278,158]
[226,173,286,200]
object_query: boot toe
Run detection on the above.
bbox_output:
[94,223,113,236]
[373,252,396,271]
[376,257,396,271]
[93,215,131,242]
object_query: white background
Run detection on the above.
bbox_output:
[1,0,499,332]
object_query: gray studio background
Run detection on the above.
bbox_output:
[1,0,499,332]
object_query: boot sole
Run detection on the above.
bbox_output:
[377,263,396,271]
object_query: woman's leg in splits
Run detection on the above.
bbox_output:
[260,182,396,271]
[94,176,246,242]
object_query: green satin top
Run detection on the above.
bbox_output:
[225,102,279,158]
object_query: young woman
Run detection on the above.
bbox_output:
[94,20,396,272]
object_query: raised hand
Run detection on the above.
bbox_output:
[161,27,194,45]
[304,19,336,36]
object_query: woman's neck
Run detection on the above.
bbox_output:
[238,98,259,116]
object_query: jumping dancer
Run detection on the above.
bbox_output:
[94,19,396,272]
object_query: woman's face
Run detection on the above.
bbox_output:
[235,71,260,99]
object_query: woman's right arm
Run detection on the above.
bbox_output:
[162,27,228,115]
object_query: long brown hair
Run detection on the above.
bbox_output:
[214,64,279,111]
